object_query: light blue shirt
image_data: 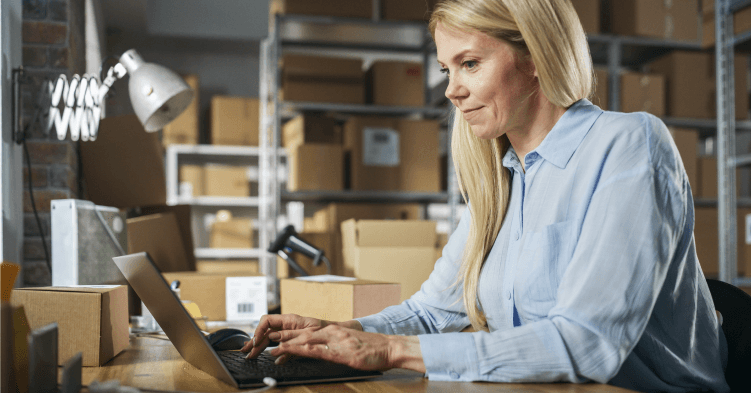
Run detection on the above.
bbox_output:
[356,99,729,392]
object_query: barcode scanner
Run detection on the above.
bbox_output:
[268,225,332,276]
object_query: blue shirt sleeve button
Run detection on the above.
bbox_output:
[450,371,460,379]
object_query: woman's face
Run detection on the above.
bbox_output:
[435,23,538,140]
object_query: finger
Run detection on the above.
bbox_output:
[272,341,331,361]
[273,353,291,365]
[269,329,307,343]
[240,340,252,352]
[246,336,271,359]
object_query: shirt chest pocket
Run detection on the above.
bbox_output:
[515,220,578,315]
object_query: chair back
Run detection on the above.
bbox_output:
[706,279,751,392]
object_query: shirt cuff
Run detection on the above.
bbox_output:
[355,313,395,334]
[418,332,480,381]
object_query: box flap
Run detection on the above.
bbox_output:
[354,220,436,247]
[14,285,122,294]
[127,213,190,272]
[135,205,197,271]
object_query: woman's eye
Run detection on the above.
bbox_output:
[440,68,450,77]
[463,60,477,70]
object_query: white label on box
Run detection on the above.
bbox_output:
[362,127,399,167]
[296,275,357,282]
[746,214,751,245]
[226,277,268,322]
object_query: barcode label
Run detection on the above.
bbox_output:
[237,303,254,314]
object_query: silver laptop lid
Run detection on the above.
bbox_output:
[113,252,237,388]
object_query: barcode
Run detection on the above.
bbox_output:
[237,303,254,314]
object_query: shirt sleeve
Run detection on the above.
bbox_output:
[356,206,473,336]
[418,114,689,383]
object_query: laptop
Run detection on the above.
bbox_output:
[113,252,381,388]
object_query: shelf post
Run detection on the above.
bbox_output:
[716,0,739,284]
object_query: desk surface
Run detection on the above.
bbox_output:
[81,337,635,392]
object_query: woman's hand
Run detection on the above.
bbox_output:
[268,324,425,372]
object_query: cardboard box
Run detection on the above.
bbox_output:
[381,0,436,21]
[344,117,440,192]
[281,276,400,321]
[162,74,199,146]
[620,72,665,116]
[204,165,249,197]
[366,61,424,107]
[270,0,373,18]
[135,205,198,272]
[127,213,192,273]
[697,156,741,198]
[10,285,129,366]
[694,207,750,276]
[611,0,699,41]
[592,67,608,110]
[668,127,699,196]
[81,115,167,208]
[701,5,751,48]
[281,54,365,104]
[161,272,266,321]
[341,219,437,301]
[571,0,601,34]
[210,96,259,146]
[277,231,336,278]
[647,51,749,119]
[282,115,341,149]
[179,165,205,197]
[196,260,259,275]
[210,218,253,249]
[287,144,344,191]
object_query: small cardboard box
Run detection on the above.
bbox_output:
[179,165,205,197]
[694,207,750,276]
[611,0,699,41]
[381,0,436,21]
[366,61,424,107]
[210,218,253,249]
[127,213,192,273]
[592,67,608,110]
[341,219,437,301]
[161,272,266,321]
[668,127,699,196]
[196,260,259,275]
[281,276,401,321]
[620,72,665,117]
[211,96,259,146]
[270,0,373,18]
[281,54,365,104]
[282,115,341,149]
[162,74,199,146]
[205,165,249,197]
[10,285,129,366]
[697,157,741,198]
[344,117,440,192]
[287,144,344,191]
[571,0,601,34]
[701,6,751,48]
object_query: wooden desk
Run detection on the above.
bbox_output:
[81,337,635,392]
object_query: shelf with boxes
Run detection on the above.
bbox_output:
[258,0,459,303]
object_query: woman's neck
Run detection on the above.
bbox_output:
[505,95,566,172]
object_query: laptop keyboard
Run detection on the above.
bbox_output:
[217,350,381,385]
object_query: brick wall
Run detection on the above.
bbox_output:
[21,0,85,286]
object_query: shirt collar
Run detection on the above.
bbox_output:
[533,98,602,169]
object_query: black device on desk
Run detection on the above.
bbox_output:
[113,252,380,389]
[269,225,332,276]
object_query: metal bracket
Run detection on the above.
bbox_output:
[11,67,27,145]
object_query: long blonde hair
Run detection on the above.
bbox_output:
[430,0,593,330]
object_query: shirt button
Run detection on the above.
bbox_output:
[450,371,460,379]
[507,292,512,300]
[514,231,520,241]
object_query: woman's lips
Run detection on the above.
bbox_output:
[462,107,482,119]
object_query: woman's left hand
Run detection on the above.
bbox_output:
[268,324,425,372]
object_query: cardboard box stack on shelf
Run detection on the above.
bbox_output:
[366,61,425,107]
[668,127,699,196]
[620,72,666,117]
[211,96,260,146]
[162,74,199,147]
[284,115,344,191]
[281,54,365,104]
[179,164,205,198]
[701,0,751,48]
[381,0,438,21]
[210,210,253,249]
[196,260,259,275]
[204,165,250,197]
[611,0,700,42]
[341,219,438,302]
[571,0,601,34]
[344,117,441,192]
[696,156,741,198]
[647,51,749,119]
[694,207,751,277]
[270,0,373,18]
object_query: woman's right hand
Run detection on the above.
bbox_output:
[242,314,326,359]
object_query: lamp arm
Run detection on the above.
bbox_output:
[97,63,127,104]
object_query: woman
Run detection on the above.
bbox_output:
[242,0,729,391]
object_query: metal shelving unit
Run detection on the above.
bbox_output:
[259,8,458,305]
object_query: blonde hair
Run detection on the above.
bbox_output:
[430,0,593,331]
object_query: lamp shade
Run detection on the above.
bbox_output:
[119,49,194,132]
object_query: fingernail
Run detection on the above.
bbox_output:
[269,332,281,341]
[251,337,256,347]
[245,352,252,359]
[274,356,282,365]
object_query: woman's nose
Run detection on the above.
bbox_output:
[444,74,465,101]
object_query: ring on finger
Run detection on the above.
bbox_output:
[324,344,330,350]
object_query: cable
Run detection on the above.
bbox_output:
[21,104,52,275]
